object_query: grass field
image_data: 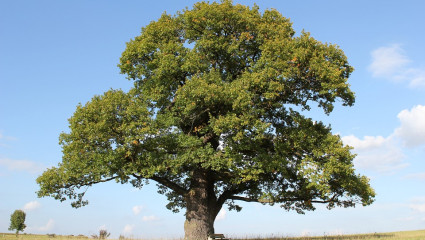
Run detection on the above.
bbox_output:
[0,229,424,240]
[234,229,425,240]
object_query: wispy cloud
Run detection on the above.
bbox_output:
[396,216,416,222]
[369,44,425,88]
[404,172,425,180]
[410,203,425,213]
[216,209,227,221]
[122,224,135,235]
[369,44,410,77]
[28,219,55,232]
[0,157,44,174]
[132,205,144,215]
[23,201,41,211]
[142,215,160,222]
[0,132,14,141]
[39,219,55,231]
[0,131,17,147]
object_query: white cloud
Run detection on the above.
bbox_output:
[122,224,135,235]
[342,105,425,173]
[396,216,416,222]
[28,219,55,232]
[0,132,17,148]
[40,219,55,231]
[410,196,425,202]
[342,135,387,151]
[216,209,226,221]
[132,205,144,215]
[410,204,425,213]
[342,135,407,173]
[369,44,425,87]
[0,157,44,174]
[404,172,425,180]
[23,201,41,211]
[369,44,410,77]
[394,105,425,147]
[0,132,16,142]
[142,215,160,222]
[407,68,425,87]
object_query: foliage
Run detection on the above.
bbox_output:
[36,0,375,238]
[8,210,26,236]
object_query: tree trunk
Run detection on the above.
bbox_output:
[184,169,220,240]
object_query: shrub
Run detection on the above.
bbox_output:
[92,229,111,239]
[99,230,110,239]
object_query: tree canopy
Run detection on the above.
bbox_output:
[37,1,375,239]
[9,210,26,236]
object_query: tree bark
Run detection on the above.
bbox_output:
[184,169,220,240]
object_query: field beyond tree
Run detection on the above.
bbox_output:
[1,229,425,240]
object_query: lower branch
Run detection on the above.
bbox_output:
[63,176,119,189]
[132,174,188,196]
[229,194,338,204]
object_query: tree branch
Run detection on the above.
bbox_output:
[87,176,119,185]
[229,196,263,203]
[229,194,338,204]
[63,176,119,189]
[216,182,252,207]
[150,175,188,195]
[132,174,188,196]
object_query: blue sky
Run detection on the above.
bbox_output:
[1,0,425,238]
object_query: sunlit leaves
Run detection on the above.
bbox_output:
[38,0,374,214]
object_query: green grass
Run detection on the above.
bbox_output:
[0,230,424,240]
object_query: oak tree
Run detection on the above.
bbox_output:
[37,1,375,239]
